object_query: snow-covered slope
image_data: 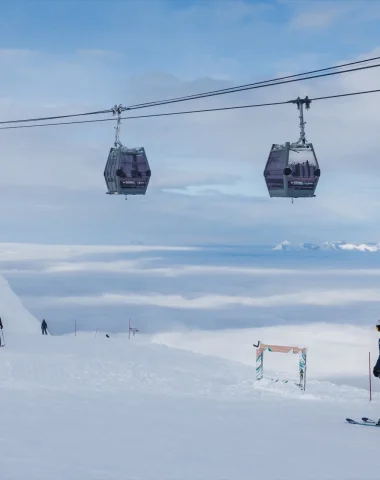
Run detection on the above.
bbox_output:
[2,331,380,480]
[0,274,39,334]
[274,240,380,251]
[152,323,380,389]
[1,333,256,398]
[1,280,380,479]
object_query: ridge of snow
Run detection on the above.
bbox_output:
[273,240,380,252]
[0,274,40,334]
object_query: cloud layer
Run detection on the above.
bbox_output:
[1,241,380,334]
[30,288,380,309]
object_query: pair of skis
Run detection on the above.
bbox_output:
[346,417,380,427]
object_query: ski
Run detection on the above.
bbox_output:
[346,417,380,427]
[362,417,376,424]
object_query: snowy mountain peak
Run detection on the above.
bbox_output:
[273,241,319,251]
[273,241,380,252]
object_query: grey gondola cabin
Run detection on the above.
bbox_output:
[263,142,320,198]
[104,146,151,196]
[263,96,321,199]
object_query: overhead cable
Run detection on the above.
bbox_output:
[0,108,114,125]
[0,87,378,131]
[123,58,380,111]
[0,56,380,126]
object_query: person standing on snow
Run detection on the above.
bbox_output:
[0,317,3,346]
[373,322,380,377]
[41,319,48,335]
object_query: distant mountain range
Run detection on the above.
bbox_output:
[273,240,380,252]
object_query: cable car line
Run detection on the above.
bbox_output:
[1,57,380,126]
[0,100,290,130]
[0,108,114,126]
[126,54,380,108]
[121,60,380,111]
[0,86,379,131]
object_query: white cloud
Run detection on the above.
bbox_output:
[0,243,199,262]
[291,11,338,29]
[30,288,380,309]
[290,7,354,30]
[288,0,376,30]
[42,258,160,273]
[6,259,380,278]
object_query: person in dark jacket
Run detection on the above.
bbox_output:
[41,319,48,335]
[0,317,3,346]
[373,322,380,378]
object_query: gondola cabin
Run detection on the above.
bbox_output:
[263,142,320,198]
[104,146,151,196]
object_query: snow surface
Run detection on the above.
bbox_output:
[0,275,39,334]
[152,324,380,390]
[2,274,380,479]
[274,240,380,251]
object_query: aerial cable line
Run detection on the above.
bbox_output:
[1,57,380,126]
[0,87,379,131]
[0,108,114,125]
[123,56,380,110]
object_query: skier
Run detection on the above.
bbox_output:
[373,322,380,378]
[41,319,48,335]
[0,317,3,347]
[346,323,380,426]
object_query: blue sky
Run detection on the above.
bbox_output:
[1,0,380,246]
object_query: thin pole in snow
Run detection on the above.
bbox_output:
[369,351,372,402]
[74,319,77,337]
[128,318,139,338]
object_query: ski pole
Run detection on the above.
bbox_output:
[369,351,372,402]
